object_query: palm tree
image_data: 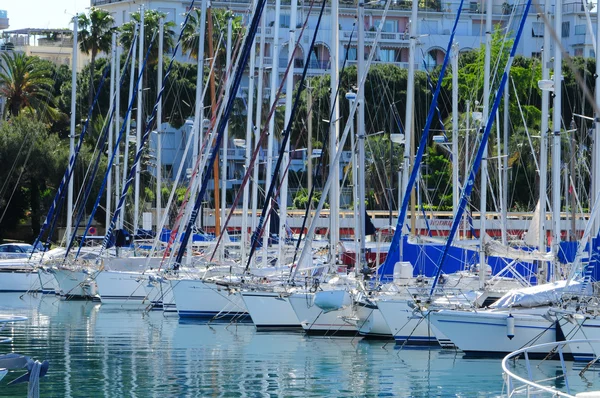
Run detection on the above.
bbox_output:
[78,7,115,112]
[120,9,176,67]
[0,52,55,119]
[182,8,244,66]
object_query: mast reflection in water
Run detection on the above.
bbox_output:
[0,293,561,396]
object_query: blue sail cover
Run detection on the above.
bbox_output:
[377,236,539,282]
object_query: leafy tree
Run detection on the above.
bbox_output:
[0,116,69,239]
[0,52,55,120]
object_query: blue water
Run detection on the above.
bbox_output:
[0,292,597,397]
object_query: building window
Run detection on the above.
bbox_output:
[280,14,290,28]
[532,22,543,37]
[345,46,357,61]
[531,52,541,59]
[377,19,397,32]
[574,48,584,57]
[575,24,586,35]
[378,48,396,62]
[591,50,596,59]
[562,21,570,38]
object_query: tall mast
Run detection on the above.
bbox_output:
[115,41,121,229]
[255,9,268,263]
[220,12,232,260]
[134,4,144,234]
[188,0,207,265]
[207,7,221,239]
[551,0,563,282]
[479,0,492,290]
[156,17,164,232]
[67,15,78,246]
[329,0,340,266]
[121,24,138,230]
[594,0,600,238]
[538,0,550,261]
[106,32,116,231]
[266,0,281,263]
[400,0,418,260]
[357,0,366,270]
[279,0,298,262]
[242,0,257,266]
[451,42,459,239]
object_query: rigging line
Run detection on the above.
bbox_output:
[420,51,448,140]
[429,0,533,297]
[0,136,35,226]
[207,0,321,260]
[50,64,113,256]
[244,0,329,271]
[174,0,267,269]
[292,0,398,280]
[159,29,241,270]
[0,128,31,202]
[31,29,138,257]
[86,28,157,256]
[379,0,467,281]
[288,24,357,270]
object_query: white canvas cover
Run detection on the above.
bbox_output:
[490,280,591,309]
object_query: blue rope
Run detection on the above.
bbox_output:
[32,63,110,255]
[245,0,328,271]
[429,0,533,296]
[174,0,267,269]
[378,0,466,280]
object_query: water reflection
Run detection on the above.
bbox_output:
[4,292,594,397]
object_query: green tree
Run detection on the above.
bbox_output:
[120,9,176,67]
[0,52,55,120]
[0,116,69,239]
[78,7,116,113]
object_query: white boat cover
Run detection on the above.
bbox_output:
[490,280,591,309]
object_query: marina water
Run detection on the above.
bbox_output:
[0,292,598,397]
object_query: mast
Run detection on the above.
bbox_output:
[479,0,492,290]
[254,9,267,264]
[121,24,138,230]
[188,0,207,265]
[156,17,164,232]
[67,15,77,246]
[279,0,298,262]
[242,0,257,266]
[266,0,281,263]
[329,0,340,266]
[551,0,563,282]
[106,32,116,231]
[538,0,550,264]
[134,5,144,234]
[451,42,459,239]
[207,7,221,239]
[357,0,366,270]
[400,0,418,260]
[502,72,509,246]
[347,92,359,270]
[115,41,121,229]
[220,12,232,260]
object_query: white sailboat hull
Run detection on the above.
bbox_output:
[171,279,248,319]
[95,270,150,308]
[51,268,97,299]
[355,301,392,339]
[378,298,439,345]
[555,314,600,361]
[0,267,56,293]
[240,290,301,330]
[288,292,357,335]
[429,308,557,356]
